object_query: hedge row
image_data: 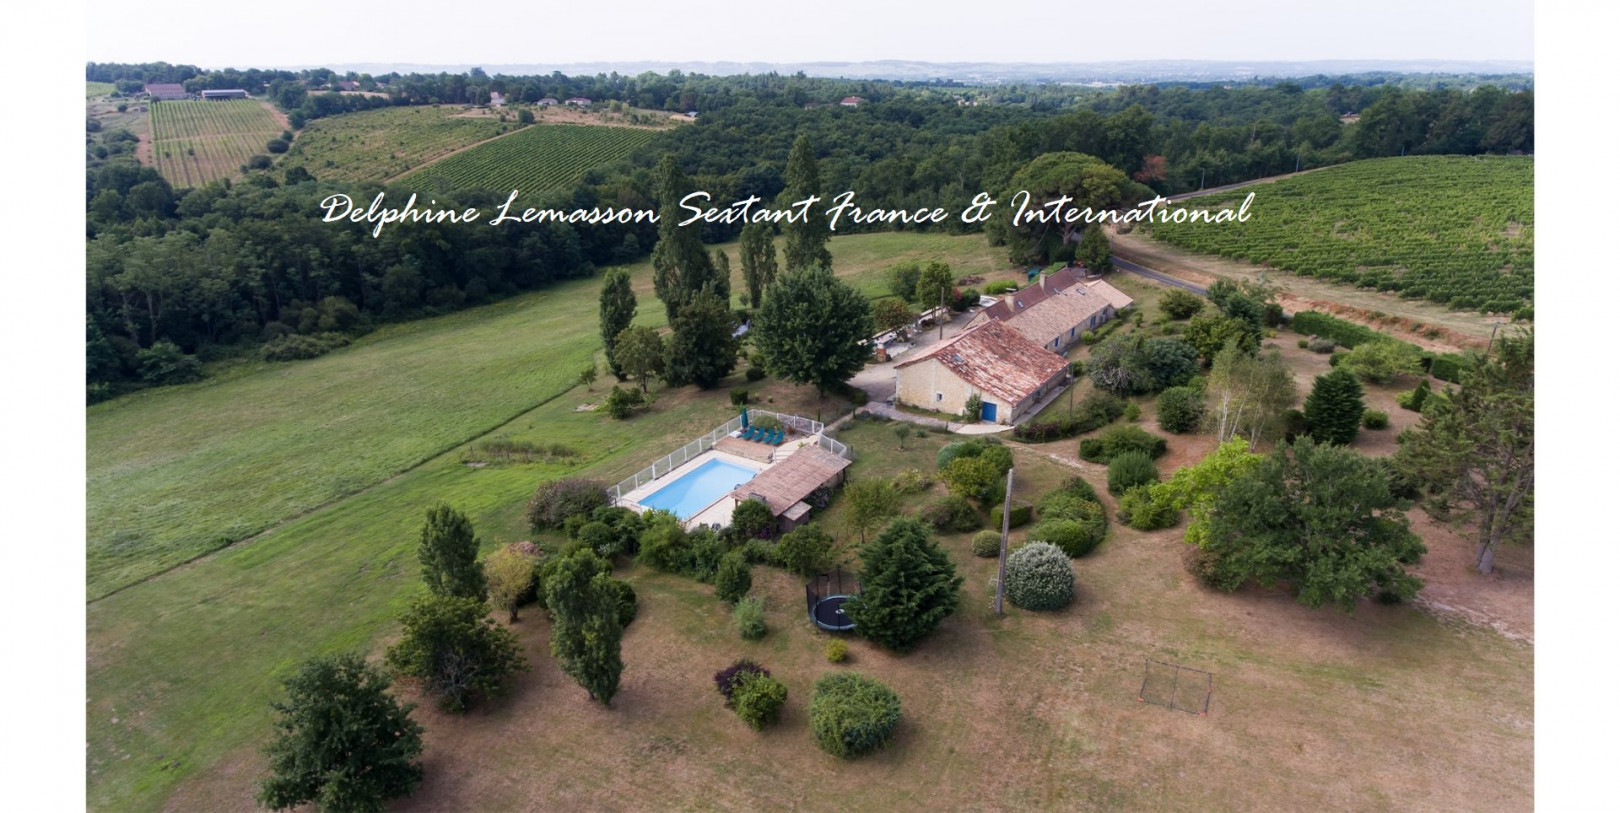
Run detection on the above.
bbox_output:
[1292,310,1473,384]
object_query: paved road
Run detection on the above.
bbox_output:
[1111,256,1208,296]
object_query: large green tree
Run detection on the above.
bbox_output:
[738,223,779,308]
[751,266,873,408]
[257,653,424,813]
[985,151,1142,264]
[841,478,900,544]
[845,517,963,652]
[598,269,636,380]
[1395,332,1533,574]
[1303,368,1366,445]
[650,155,724,321]
[611,326,665,393]
[418,503,487,603]
[1077,223,1112,272]
[663,290,739,389]
[544,549,625,705]
[1198,438,1426,610]
[780,135,834,273]
[913,261,954,310]
[384,595,526,712]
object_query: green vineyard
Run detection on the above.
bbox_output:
[1148,156,1534,314]
[399,123,656,195]
[277,106,520,183]
[149,99,286,188]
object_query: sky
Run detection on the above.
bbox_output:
[84,0,1533,69]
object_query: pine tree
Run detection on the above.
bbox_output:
[662,290,739,389]
[417,503,487,602]
[780,135,833,273]
[544,550,624,705]
[1303,368,1365,445]
[650,155,719,322]
[844,517,963,652]
[257,653,424,813]
[738,223,779,308]
[598,269,636,380]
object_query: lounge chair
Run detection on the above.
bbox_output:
[769,428,782,444]
[745,426,761,441]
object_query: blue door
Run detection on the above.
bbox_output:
[981,401,997,422]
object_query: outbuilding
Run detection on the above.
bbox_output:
[893,319,1070,425]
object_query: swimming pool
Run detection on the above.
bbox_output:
[638,457,760,520]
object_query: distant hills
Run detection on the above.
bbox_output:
[293,59,1533,84]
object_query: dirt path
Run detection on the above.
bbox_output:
[1111,230,1499,353]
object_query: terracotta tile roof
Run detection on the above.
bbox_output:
[895,320,1069,404]
[731,446,851,516]
[969,273,1133,347]
[974,266,1089,323]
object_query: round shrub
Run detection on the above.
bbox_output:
[824,639,849,663]
[1106,450,1159,495]
[935,441,983,470]
[527,478,610,530]
[971,530,1002,558]
[809,673,902,759]
[732,672,788,730]
[1362,409,1390,430]
[745,366,767,382]
[1297,338,1310,349]
[714,659,769,704]
[1028,505,1106,558]
[1307,336,1337,354]
[919,495,980,533]
[1001,542,1075,611]
[1155,386,1204,434]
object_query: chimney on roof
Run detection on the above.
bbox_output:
[1039,273,1047,292]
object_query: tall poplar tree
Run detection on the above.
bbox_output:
[780,136,834,273]
[545,549,625,706]
[738,223,779,308]
[598,269,636,380]
[650,155,721,322]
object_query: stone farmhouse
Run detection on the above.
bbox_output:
[965,267,1133,355]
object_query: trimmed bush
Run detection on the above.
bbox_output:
[1054,476,1101,503]
[527,478,610,530]
[1106,450,1159,495]
[824,639,849,663]
[1338,339,1422,384]
[1123,402,1142,422]
[731,672,788,730]
[984,280,1018,295]
[808,673,902,759]
[745,366,767,382]
[714,659,769,703]
[1362,409,1390,430]
[1116,485,1179,530]
[1307,336,1337,354]
[990,499,1033,529]
[1297,338,1310,349]
[1426,353,1470,384]
[733,596,767,640]
[1290,311,1381,348]
[936,439,998,470]
[1028,507,1106,558]
[1001,542,1076,611]
[919,495,980,533]
[1159,288,1205,320]
[1078,425,1168,463]
[730,387,750,406]
[971,530,1002,557]
[1155,386,1203,434]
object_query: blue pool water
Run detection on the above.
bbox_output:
[639,458,760,519]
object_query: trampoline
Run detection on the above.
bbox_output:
[806,567,859,632]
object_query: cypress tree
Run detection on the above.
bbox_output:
[545,550,624,706]
[417,503,486,602]
[781,136,833,273]
[1303,368,1365,445]
[738,223,779,308]
[1077,224,1112,272]
[650,155,719,322]
[844,518,963,652]
[599,269,636,380]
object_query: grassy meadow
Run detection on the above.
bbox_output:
[87,81,117,98]
[87,230,1530,811]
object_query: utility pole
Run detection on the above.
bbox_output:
[994,467,1014,615]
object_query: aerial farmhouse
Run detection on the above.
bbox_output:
[143,83,189,100]
[893,319,1070,424]
[966,267,1133,354]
